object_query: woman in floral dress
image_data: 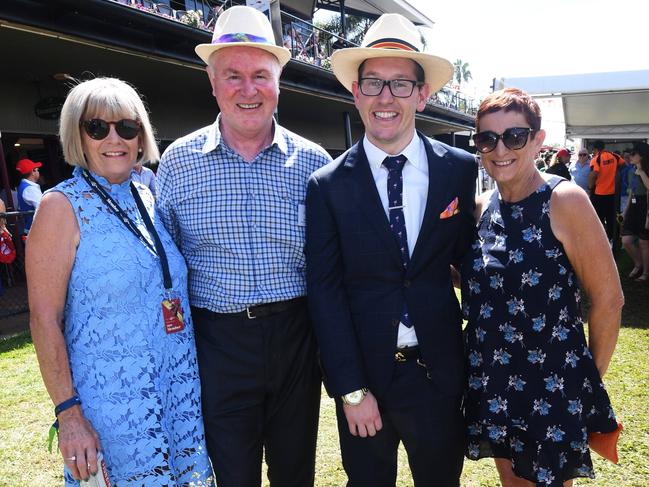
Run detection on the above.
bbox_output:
[461,88,622,486]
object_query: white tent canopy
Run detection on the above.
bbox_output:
[503,70,649,140]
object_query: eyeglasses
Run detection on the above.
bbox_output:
[578,153,589,157]
[472,127,534,154]
[358,78,421,98]
[81,119,141,140]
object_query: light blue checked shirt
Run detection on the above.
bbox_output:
[156,116,332,313]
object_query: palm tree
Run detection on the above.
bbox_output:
[453,59,472,87]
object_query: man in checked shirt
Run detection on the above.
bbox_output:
[156,7,331,487]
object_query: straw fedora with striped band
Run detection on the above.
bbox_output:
[195,6,291,67]
[331,13,453,94]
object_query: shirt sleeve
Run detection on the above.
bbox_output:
[22,184,43,208]
[156,154,180,247]
[148,171,157,198]
[589,156,599,173]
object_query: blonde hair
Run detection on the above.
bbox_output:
[59,77,159,169]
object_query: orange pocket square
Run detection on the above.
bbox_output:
[440,197,460,219]
[588,421,623,464]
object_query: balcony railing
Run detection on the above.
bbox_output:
[106,0,479,116]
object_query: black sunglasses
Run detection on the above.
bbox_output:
[472,127,535,154]
[81,119,141,140]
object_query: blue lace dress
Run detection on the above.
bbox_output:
[461,176,618,486]
[52,168,213,486]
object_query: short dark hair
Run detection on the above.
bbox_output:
[593,140,605,151]
[358,58,425,83]
[476,88,542,132]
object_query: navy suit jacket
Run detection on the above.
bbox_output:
[305,132,477,400]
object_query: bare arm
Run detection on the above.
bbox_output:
[550,184,623,377]
[26,192,100,480]
[587,170,598,193]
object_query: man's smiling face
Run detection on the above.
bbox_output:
[207,46,281,141]
[352,57,429,154]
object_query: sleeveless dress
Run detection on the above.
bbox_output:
[53,168,213,486]
[461,176,618,486]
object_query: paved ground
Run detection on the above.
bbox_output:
[0,312,29,338]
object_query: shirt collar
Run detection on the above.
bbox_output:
[363,132,424,171]
[202,114,288,156]
[22,178,39,187]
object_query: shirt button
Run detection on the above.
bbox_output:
[404,280,411,288]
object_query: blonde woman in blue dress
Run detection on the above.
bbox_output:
[27,78,213,486]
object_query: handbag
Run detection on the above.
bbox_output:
[0,230,16,264]
[588,421,623,464]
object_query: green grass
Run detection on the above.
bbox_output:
[1,258,647,486]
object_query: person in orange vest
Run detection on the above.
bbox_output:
[589,140,624,242]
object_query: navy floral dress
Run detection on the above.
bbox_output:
[461,176,618,486]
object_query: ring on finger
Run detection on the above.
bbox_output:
[65,455,76,461]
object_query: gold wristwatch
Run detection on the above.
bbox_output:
[341,388,368,406]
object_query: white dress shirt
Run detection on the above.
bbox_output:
[132,166,157,197]
[21,179,43,208]
[363,133,428,348]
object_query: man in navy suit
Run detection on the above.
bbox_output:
[305,14,477,487]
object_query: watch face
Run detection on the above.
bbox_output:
[343,389,366,405]
[347,391,362,403]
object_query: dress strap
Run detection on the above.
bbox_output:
[545,174,566,191]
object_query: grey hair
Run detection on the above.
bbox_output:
[59,77,159,169]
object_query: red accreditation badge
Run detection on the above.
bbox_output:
[162,294,185,334]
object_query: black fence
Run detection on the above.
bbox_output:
[0,211,30,319]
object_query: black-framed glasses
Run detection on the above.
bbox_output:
[358,78,421,98]
[81,119,141,141]
[472,127,534,154]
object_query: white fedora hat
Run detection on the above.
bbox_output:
[195,6,291,67]
[331,13,453,94]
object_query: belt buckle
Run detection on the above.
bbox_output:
[246,307,257,319]
[395,351,406,362]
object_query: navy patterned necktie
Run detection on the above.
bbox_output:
[383,155,412,327]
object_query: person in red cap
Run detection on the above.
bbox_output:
[546,148,572,180]
[15,158,43,233]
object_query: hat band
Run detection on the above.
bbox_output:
[213,32,275,46]
[365,37,419,52]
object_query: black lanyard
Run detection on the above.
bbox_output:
[81,169,173,292]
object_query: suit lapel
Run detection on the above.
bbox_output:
[408,133,452,271]
[345,142,403,267]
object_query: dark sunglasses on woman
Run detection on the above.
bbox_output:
[81,119,141,140]
[472,127,534,154]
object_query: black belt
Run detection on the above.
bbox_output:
[394,346,421,362]
[217,297,306,320]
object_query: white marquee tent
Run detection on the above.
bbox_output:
[503,70,649,140]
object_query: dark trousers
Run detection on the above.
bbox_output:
[336,359,465,487]
[592,193,617,240]
[192,301,321,487]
